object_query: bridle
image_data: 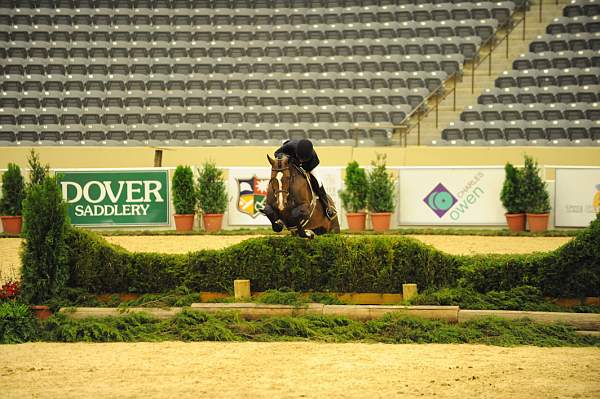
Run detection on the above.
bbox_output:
[269,156,317,231]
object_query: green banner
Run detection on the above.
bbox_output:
[56,169,170,226]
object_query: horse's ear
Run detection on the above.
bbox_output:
[267,154,275,166]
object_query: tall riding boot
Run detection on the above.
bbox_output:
[317,185,336,220]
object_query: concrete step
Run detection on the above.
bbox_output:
[402,1,570,146]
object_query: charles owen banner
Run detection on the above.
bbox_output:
[555,167,600,227]
[56,169,170,226]
[396,167,505,225]
[227,167,343,226]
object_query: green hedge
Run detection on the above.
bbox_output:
[63,215,600,298]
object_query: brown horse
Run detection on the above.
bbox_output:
[263,154,340,238]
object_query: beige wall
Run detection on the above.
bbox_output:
[1,145,599,169]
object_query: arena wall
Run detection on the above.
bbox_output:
[1,146,600,169]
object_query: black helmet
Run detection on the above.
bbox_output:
[296,139,313,162]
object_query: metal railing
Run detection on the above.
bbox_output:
[399,1,557,146]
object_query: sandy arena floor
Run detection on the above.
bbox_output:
[1,342,598,399]
[0,235,573,282]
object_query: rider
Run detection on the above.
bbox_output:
[274,138,337,220]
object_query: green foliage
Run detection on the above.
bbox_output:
[339,161,368,213]
[0,163,25,216]
[35,311,600,347]
[0,301,38,343]
[20,175,70,304]
[27,149,49,188]
[500,162,525,214]
[197,162,228,214]
[256,289,307,307]
[367,154,395,213]
[408,286,581,312]
[522,155,551,214]
[62,216,600,299]
[172,165,198,214]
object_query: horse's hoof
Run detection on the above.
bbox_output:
[305,230,315,239]
[272,220,284,232]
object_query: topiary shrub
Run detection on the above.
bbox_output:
[197,162,228,214]
[522,155,551,214]
[172,165,197,214]
[339,161,368,213]
[0,163,25,216]
[367,154,395,213]
[20,174,70,304]
[500,162,525,214]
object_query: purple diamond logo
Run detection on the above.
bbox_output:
[423,183,458,218]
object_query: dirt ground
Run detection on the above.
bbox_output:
[102,235,573,256]
[0,235,573,282]
[0,342,598,399]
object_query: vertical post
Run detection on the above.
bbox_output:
[402,284,418,301]
[417,111,421,146]
[453,75,457,111]
[522,7,527,40]
[506,29,510,58]
[234,280,251,299]
[435,91,439,129]
[538,0,543,23]
[154,149,163,167]
[471,58,475,94]
[488,47,493,76]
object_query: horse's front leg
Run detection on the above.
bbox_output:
[260,204,284,232]
[290,204,314,239]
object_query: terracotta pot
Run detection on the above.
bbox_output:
[174,214,195,231]
[505,213,526,232]
[30,305,52,320]
[203,213,224,232]
[1,215,22,234]
[370,212,392,232]
[527,213,550,232]
[346,212,366,232]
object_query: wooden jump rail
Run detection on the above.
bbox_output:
[59,304,600,332]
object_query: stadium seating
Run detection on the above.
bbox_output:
[436,0,600,146]
[0,0,519,146]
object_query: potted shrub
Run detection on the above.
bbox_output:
[172,165,198,231]
[367,154,395,232]
[197,162,228,232]
[500,162,526,232]
[522,155,551,232]
[0,163,25,234]
[339,161,368,232]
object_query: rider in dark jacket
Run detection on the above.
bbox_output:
[274,139,337,220]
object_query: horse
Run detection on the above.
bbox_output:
[263,154,340,238]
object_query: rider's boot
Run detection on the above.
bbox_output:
[317,185,337,220]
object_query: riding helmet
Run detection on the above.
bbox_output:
[296,139,314,162]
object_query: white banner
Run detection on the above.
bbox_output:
[397,167,506,225]
[555,168,600,227]
[227,167,342,226]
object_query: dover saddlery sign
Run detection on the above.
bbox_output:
[56,169,170,226]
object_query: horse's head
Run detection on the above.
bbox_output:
[267,154,292,212]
